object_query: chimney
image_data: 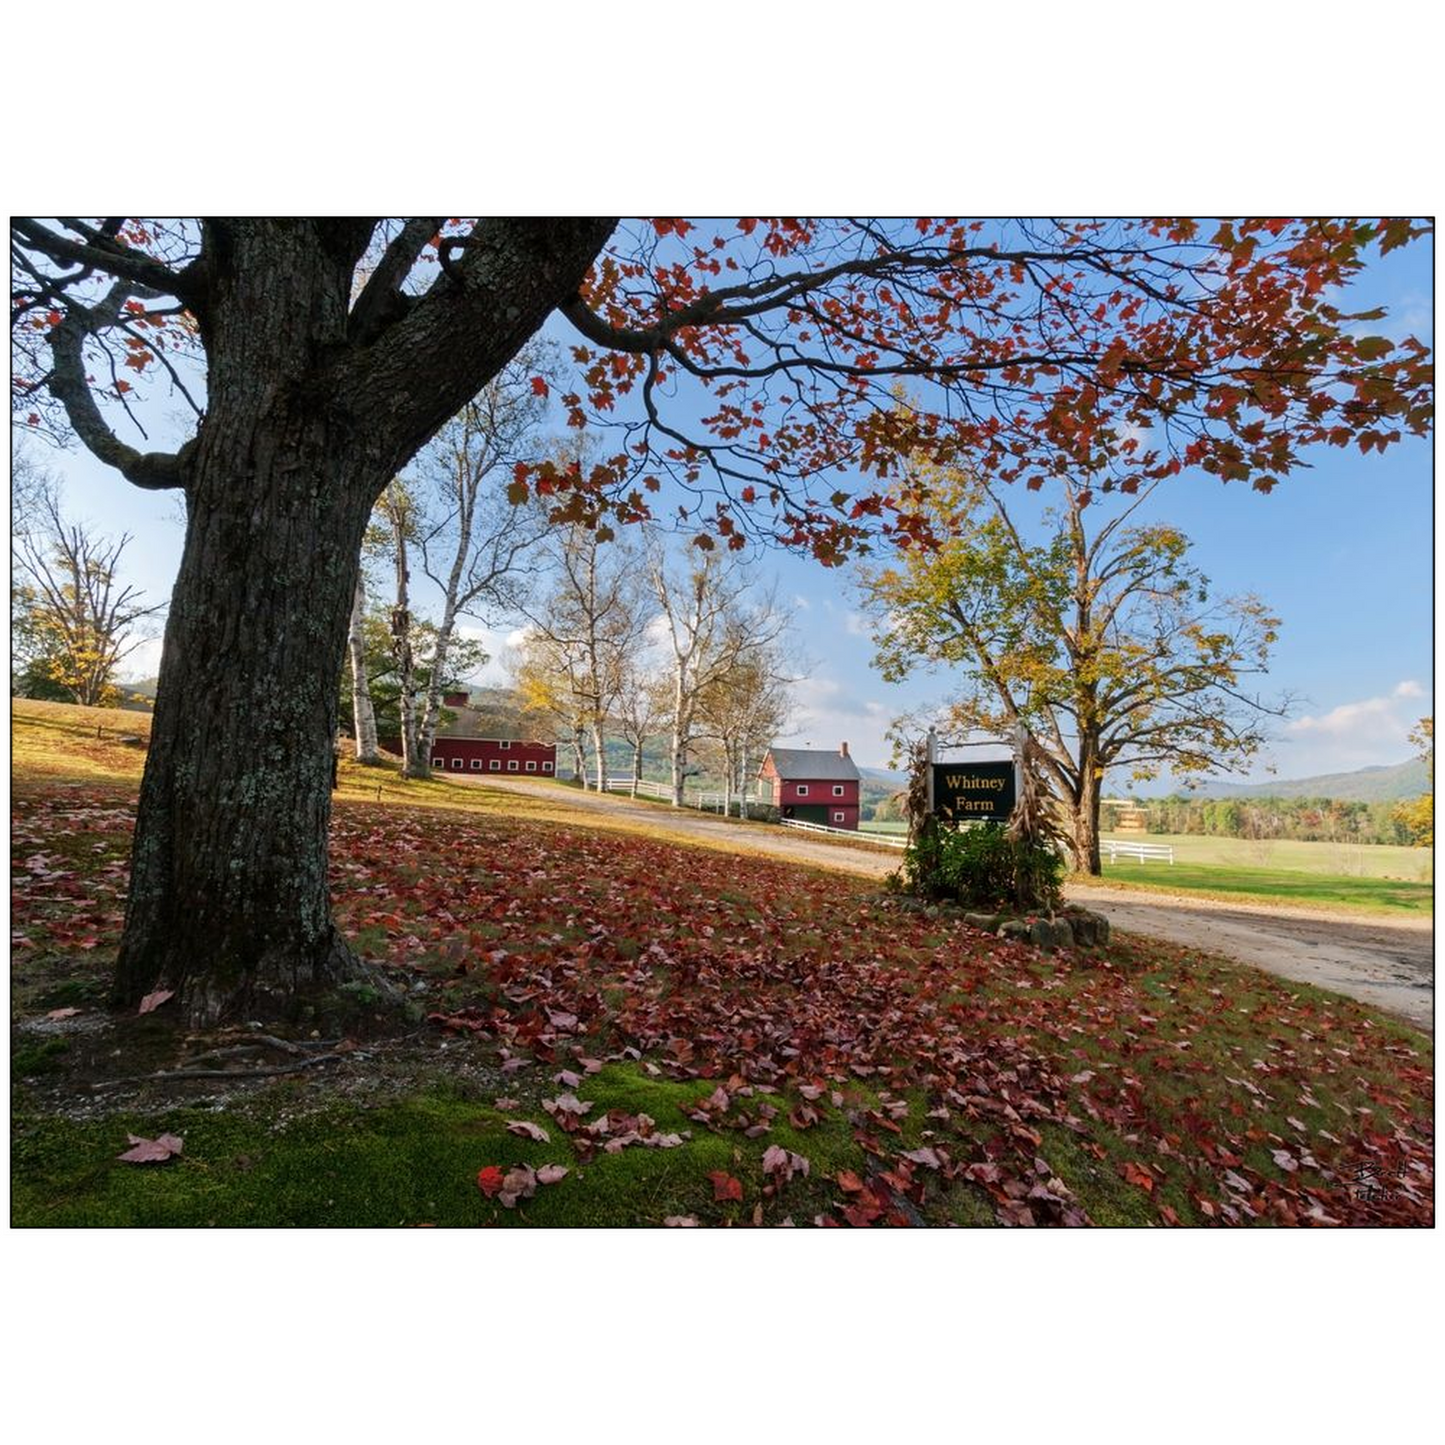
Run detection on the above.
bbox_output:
[840,741,850,758]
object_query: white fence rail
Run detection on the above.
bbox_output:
[603,778,674,802]
[781,818,908,849]
[1103,840,1174,864]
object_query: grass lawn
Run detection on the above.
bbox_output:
[1094,859,1433,916]
[10,699,1435,1227]
[1103,831,1432,881]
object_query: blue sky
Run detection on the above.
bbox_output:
[21,226,1434,786]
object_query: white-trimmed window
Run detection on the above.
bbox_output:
[542,761,553,773]
[833,811,846,823]
[471,759,482,770]
[498,740,511,750]
[833,785,845,796]
[526,760,537,772]
[490,759,501,771]
[508,759,519,771]
[796,784,809,796]
[451,758,463,770]
[431,755,441,768]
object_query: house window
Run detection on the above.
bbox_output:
[833,785,845,796]
[833,811,845,823]
[526,760,537,772]
[796,784,809,796]
[451,758,463,770]
[508,760,519,771]
[471,759,482,770]
[490,759,500,771]
[498,740,510,750]
[542,761,553,773]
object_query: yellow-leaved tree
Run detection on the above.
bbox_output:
[861,468,1288,875]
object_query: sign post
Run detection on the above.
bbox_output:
[925,727,936,819]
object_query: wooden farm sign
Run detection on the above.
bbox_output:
[931,759,1017,823]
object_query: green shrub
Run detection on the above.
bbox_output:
[902,821,1063,913]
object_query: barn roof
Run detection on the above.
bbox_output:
[764,746,861,781]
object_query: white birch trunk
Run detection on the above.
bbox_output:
[348,574,381,763]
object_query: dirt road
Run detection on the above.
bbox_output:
[461,775,1435,1031]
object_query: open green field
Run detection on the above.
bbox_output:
[10,699,1434,1226]
[1102,831,1432,881]
[1096,860,1432,915]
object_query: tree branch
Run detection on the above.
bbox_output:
[47,295,193,491]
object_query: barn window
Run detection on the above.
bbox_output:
[833,784,845,796]
[490,759,501,771]
[796,784,809,796]
[542,761,553,772]
[471,759,482,770]
[499,740,511,750]
[508,760,519,771]
[430,755,441,767]
[526,760,537,772]
[451,758,463,770]
[833,811,845,823]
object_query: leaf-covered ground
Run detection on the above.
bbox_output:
[10,702,1435,1226]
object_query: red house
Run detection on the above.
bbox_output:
[427,690,557,778]
[757,742,861,829]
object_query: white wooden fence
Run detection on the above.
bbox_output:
[603,778,674,802]
[1103,839,1174,864]
[781,818,908,849]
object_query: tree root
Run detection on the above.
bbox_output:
[91,1050,350,1091]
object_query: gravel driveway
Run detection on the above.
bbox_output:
[459,776,1435,1032]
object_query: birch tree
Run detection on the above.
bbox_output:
[650,542,790,807]
[409,352,552,777]
[345,573,381,763]
[524,520,648,790]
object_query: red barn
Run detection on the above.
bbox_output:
[757,742,861,829]
[426,690,557,778]
[429,735,556,777]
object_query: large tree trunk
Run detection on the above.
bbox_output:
[109,219,612,1027]
[348,574,381,764]
[115,425,379,1022]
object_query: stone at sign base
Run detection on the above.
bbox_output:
[991,909,1111,950]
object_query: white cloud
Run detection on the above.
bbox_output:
[1276,681,1431,775]
[785,674,897,768]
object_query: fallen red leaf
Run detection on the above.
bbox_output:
[137,989,174,1015]
[117,1133,184,1164]
[476,1165,505,1198]
[709,1170,744,1202]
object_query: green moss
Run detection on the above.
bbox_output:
[12,1038,69,1081]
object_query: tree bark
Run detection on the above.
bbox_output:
[115,412,380,1022]
[103,219,612,1025]
[347,574,381,763]
[589,718,608,793]
[1071,738,1104,876]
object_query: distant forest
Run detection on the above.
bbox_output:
[1107,794,1429,847]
